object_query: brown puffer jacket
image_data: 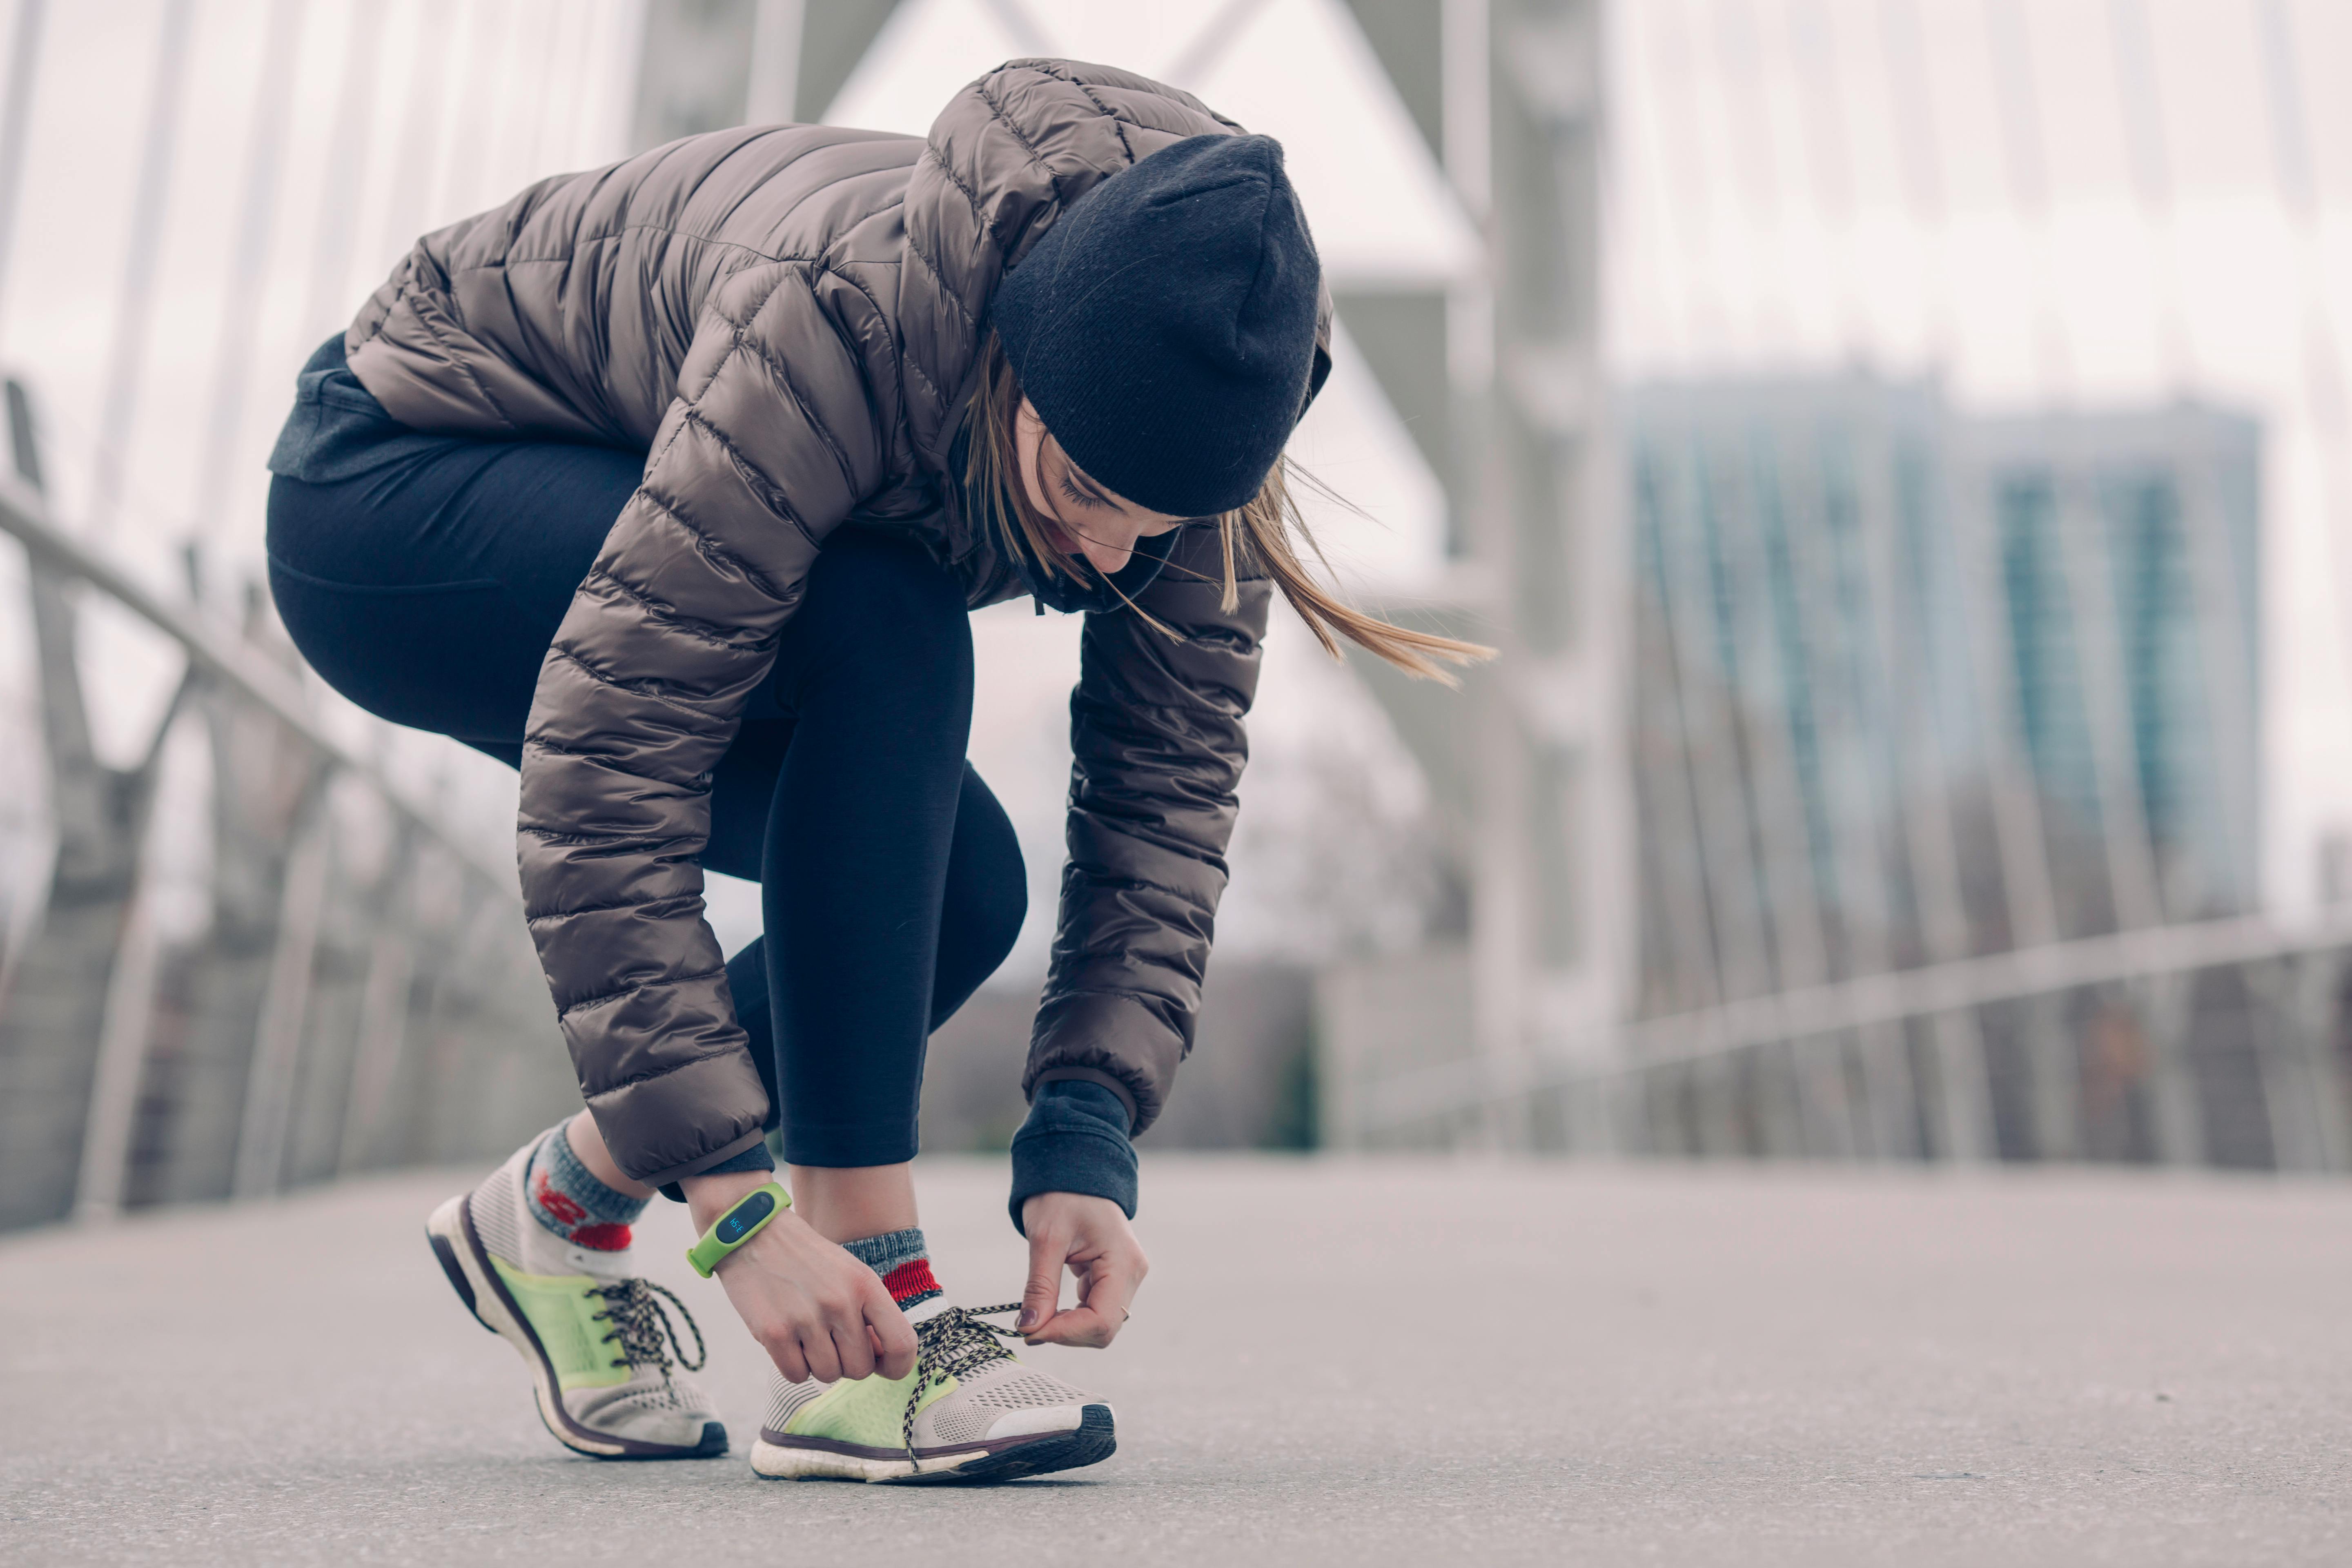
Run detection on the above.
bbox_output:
[345,60,1325,1186]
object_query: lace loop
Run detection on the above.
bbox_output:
[902,1302,1025,1470]
[589,1278,709,1374]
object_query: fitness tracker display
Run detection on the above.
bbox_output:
[685,1181,791,1277]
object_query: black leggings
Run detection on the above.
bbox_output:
[265,438,1024,1167]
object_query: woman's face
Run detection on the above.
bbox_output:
[1014,397,1186,575]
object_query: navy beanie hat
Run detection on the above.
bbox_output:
[989,134,1323,519]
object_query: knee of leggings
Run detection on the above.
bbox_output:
[968,869,1027,974]
[937,855,1027,1015]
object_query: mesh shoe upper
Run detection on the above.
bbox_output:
[916,1361,1096,1447]
[470,1131,719,1447]
[762,1302,1100,1457]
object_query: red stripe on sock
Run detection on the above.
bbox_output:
[568,1223,633,1251]
[882,1258,940,1305]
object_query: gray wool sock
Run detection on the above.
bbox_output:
[841,1226,941,1310]
[523,1124,648,1252]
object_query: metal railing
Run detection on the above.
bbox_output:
[0,0,641,1234]
[0,383,572,1230]
[1341,910,2352,1173]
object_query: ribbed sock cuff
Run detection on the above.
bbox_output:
[842,1226,941,1309]
[882,1258,942,1306]
[526,1124,648,1250]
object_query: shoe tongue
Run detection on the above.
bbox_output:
[903,1295,957,1326]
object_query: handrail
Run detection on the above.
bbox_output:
[0,467,519,897]
[1359,904,2352,1131]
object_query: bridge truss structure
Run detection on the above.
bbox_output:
[1327,0,2352,1176]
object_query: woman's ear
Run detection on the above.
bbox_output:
[1304,338,1332,412]
[1301,290,1334,414]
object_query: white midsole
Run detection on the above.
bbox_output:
[747,1437,994,1483]
[426,1193,626,1458]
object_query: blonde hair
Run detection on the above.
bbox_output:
[963,334,1493,683]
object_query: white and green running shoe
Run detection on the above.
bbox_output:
[425,1138,726,1459]
[750,1298,1115,1483]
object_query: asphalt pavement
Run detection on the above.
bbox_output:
[3,1155,2347,1566]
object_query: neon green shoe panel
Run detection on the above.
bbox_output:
[785,1368,954,1447]
[491,1258,630,1391]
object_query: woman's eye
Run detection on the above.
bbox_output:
[1057,472,1099,509]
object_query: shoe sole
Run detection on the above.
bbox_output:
[747,1403,1116,1484]
[425,1192,726,1461]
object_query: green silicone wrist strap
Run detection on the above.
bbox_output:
[685,1180,790,1278]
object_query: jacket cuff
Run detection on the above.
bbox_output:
[1025,990,1184,1135]
[1007,1080,1138,1235]
[1029,1066,1139,1129]
[642,1126,771,1203]
[585,1043,773,1192]
[655,1137,776,1203]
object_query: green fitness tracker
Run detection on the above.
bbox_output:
[686,1181,790,1278]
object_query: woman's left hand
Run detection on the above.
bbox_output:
[1016,1192,1147,1348]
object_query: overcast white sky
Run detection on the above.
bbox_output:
[0,0,2345,951]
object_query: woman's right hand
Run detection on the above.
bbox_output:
[682,1171,917,1384]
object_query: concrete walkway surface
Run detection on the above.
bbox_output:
[2,1156,2347,1566]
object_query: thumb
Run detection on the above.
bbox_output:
[1018,1225,1065,1334]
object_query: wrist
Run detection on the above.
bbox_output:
[1020,1189,1125,1227]
[681,1167,775,1231]
[684,1177,794,1278]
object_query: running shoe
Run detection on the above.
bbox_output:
[425,1136,726,1459]
[748,1299,1115,1483]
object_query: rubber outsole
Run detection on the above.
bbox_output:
[425,1193,726,1461]
[937,1404,1117,1483]
[427,1232,489,1328]
[748,1403,1116,1485]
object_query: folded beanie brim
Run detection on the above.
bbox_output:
[989,134,1322,519]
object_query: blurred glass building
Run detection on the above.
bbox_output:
[1625,381,2261,1023]
[1976,407,2262,927]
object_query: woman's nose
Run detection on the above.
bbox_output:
[1080,535,1134,575]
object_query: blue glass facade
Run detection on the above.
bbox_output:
[1626,380,2261,1021]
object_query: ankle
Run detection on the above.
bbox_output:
[786,1162,918,1244]
[526,1124,648,1252]
[564,1112,657,1203]
[841,1226,942,1312]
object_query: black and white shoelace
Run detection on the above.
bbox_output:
[590,1278,709,1375]
[902,1303,1025,1469]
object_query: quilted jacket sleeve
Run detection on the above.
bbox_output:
[520,264,889,1187]
[1025,527,1273,1134]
